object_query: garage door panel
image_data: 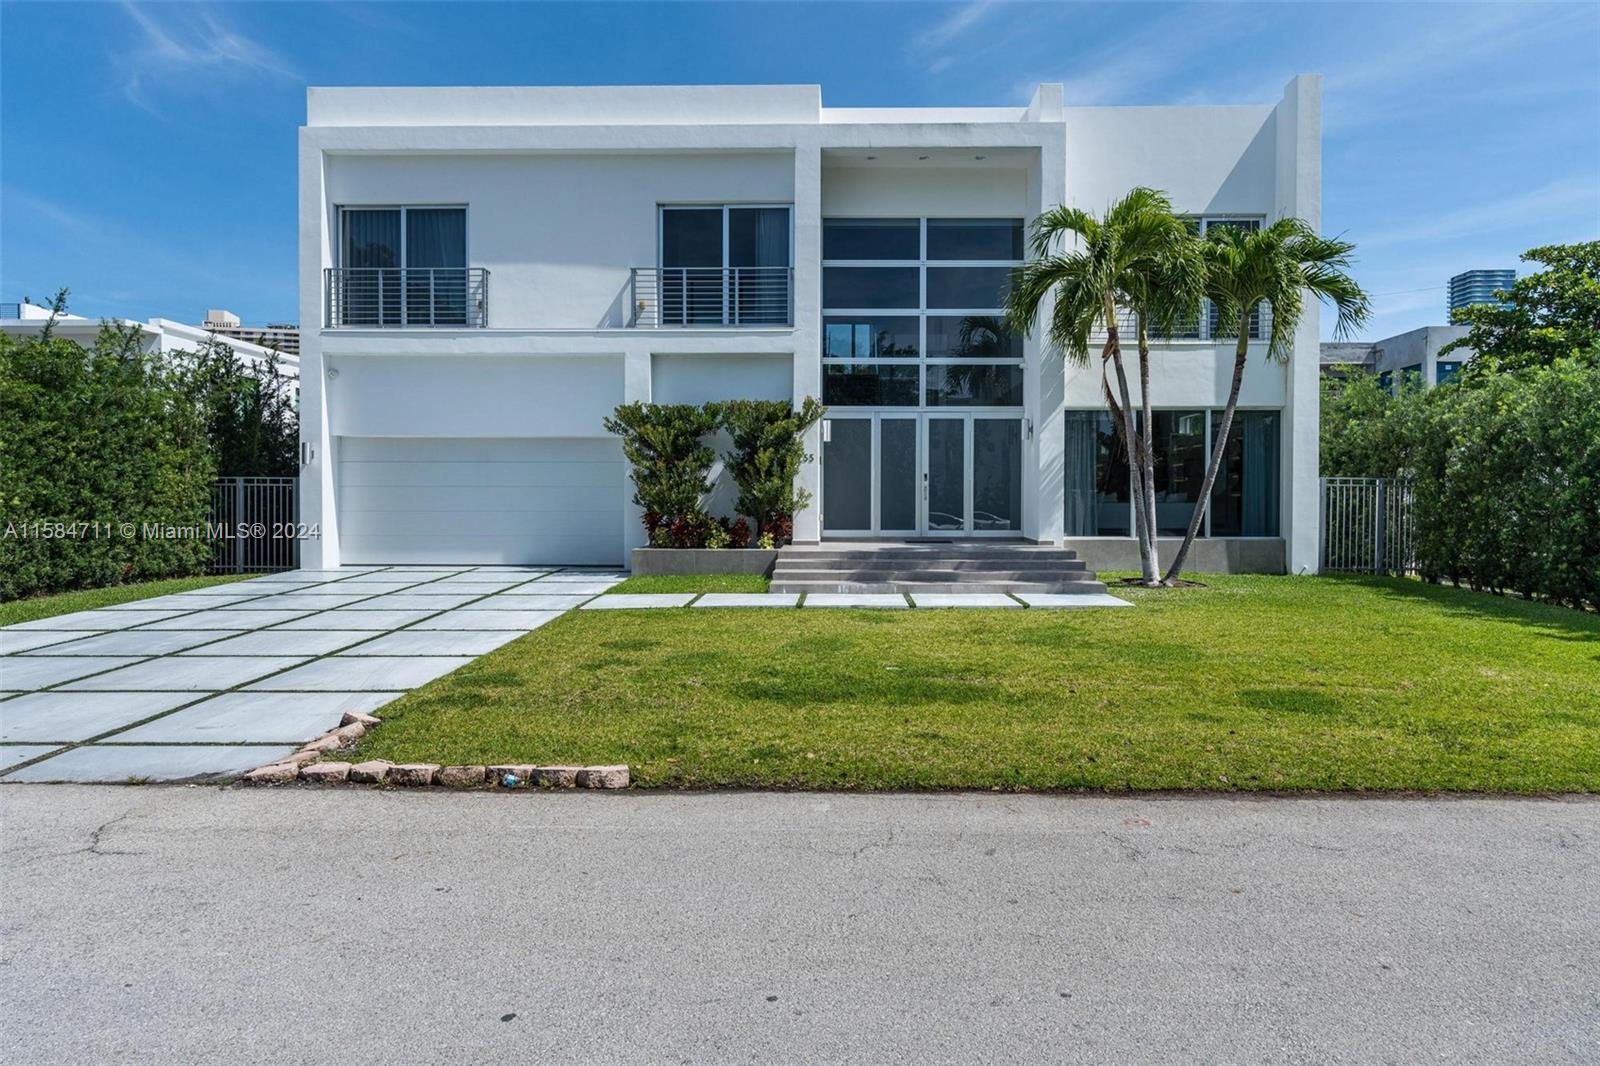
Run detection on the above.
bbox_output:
[336,437,623,566]
[338,460,619,490]
[340,483,619,515]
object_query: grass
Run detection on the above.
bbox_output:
[0,574,250,627]
[605,573,770,595]
[348,574,1600,793]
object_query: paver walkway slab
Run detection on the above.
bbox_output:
[1,657,147,691]
[411,610,564,631]
[802,594,910,609]
[459,593,594,610]
[181,630,376,657]
[0,632,87,655]
[345,592,482,610]
[142,609,312,630]
[581,594,695,609]
[60,656,309,692]
[5,610,186,631]
[341,630,526,656]
[245,655,474,692]
[5,744,298,783]
[693,593,802,608]
[908,593,1022,608]
[1014,593,1134,608]
[22,630,235,657]
[1,692,198,743]
[113,692,395,744]
[279,609,439,630]
[0,745,59,771]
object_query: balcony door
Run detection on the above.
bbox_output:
[339,206,466,326]
[660,205,790,325]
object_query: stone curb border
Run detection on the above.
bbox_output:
[239,712,629,790]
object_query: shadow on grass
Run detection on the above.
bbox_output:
[1319,574,1600,647]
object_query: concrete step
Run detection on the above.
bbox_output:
[772,579,1110,595]
[774,556,1087,573]
[771,567,1103,584]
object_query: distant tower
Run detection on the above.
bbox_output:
[1448,269,1516,314]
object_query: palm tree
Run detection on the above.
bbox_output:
[1161,219,1370,584]
[1005,189,1202,585]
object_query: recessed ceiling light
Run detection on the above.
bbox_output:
[918,155,930,161]
[866,155,876,160]
[975,155,986,160]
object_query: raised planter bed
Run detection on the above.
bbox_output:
[630,547,778,576]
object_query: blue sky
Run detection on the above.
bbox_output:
[3,0,1597,340]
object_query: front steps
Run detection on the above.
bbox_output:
[770,543,1107,595]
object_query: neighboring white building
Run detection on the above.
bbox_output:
[1,301,300,381]
[298,78,1323,573]
[1320,325,1474,389]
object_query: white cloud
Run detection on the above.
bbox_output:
[1359,177,1599,251]
[908,1,999,74]
[117,1,299,111]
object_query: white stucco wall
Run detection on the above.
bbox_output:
[298,79,1324,570]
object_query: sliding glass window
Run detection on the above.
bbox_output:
[1064,408,1280,538]
[338,206,467,326]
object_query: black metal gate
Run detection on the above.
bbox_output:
[208,477,299,573]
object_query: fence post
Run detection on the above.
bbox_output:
[1318,477,1327,575]
[1373,478,1387,575]
[232,478,245,574]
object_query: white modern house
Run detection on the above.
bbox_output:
[298,78,1322,573]
[1,301,300,381]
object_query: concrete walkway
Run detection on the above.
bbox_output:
[2,788,1594,1063]
[583,590,1133,609]
[0,566,623,782]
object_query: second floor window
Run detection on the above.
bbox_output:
[338,206,468,326]
[658,205,791,325]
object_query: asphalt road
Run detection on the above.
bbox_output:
[2,786,1596,1064]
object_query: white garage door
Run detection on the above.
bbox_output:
[336,437,624,565]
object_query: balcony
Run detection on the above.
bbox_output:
[629,266,793,328]
[325,267,488,328]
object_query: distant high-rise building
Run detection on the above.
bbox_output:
[1448,269,1515,315]
[203,308,300,357]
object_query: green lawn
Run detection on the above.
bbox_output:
[348,575,1600,793]
[0,574,250,627]
[604,573,770,594]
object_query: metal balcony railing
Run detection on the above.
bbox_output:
[629,266,793,327]
[1089,301,1270,343]
[324,267,488,328]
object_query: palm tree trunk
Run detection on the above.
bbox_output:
[1136,321,1161,577]
[1162,314,1250,584]
[1104,321,1156,585]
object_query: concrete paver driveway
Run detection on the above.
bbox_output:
[0,566,622,782]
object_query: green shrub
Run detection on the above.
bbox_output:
[711,397,825,542]
[0,318,216,600]
[603,402,719,535]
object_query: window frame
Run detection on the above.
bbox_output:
[821,216,1025,411]
[337,204,471,270]
[1066,407,1283,539]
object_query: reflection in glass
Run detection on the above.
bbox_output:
[973,419,1021,532]
[925,315,1020,357]
[926,218,1023,261]
[824,316,919,358]
[924,364,1023,407]
[824,267,920,309]
[926,267,1012,309]
[1209,411,1279,536]
[927,419,965,532]
[823,218,921,261]
[822,419,873,531]
[822,363,920,406]
[879,419,918,531]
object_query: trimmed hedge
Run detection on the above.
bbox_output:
[1323,358,1600,610]
[1,322,215,600]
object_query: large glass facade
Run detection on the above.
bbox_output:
[821,217,1023,409]
[1063,409,1280,538]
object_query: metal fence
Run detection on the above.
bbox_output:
[1320,476,1416,575]
[209,477,299,573]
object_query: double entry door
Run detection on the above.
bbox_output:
[822,413,1023,537]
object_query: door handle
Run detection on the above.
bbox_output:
[922,472,928,501]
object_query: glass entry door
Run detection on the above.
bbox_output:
[821,414,1022,537]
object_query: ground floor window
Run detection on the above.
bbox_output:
[1064,409,1280,538]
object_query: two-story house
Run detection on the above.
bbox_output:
[298,78,1321,574]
